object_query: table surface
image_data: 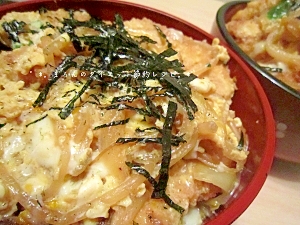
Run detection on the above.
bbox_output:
[119,1,300,225]
[3,0,300,224]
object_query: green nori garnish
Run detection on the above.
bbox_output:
[116,136,184,146]
[2,20,26,43]
[126,101,185,214]
[33,56,76,107]
[25,114,48,127]
[8,9,198,213]
[151,102,180,203]
[94,118,130,130]
[125,161,157,186]
[58,75,94,119]
[237,132,245,151]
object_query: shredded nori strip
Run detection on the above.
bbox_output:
[117,137,161,144]
[88,93,102,105]
[162,73,197,120]
[94,118,130,130]
[58,76,94,119]
[100,103,152,117]
[152,101,184,213]
[152,101,176,197]
[111,95,138,103]
[22,10,196,213]
[126,101,185,214]
[33,56,76,107]
[2,20,26,43]
[31,13,197,121]
[141,92,162,119]
[25,114,48,127]
[136,127,186,143]
[237,132,245,151]
[40,22,55,30]
[154,25,172,48]
[116,137,184,146]
[125,161,157,186]
[0,123,6,129]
